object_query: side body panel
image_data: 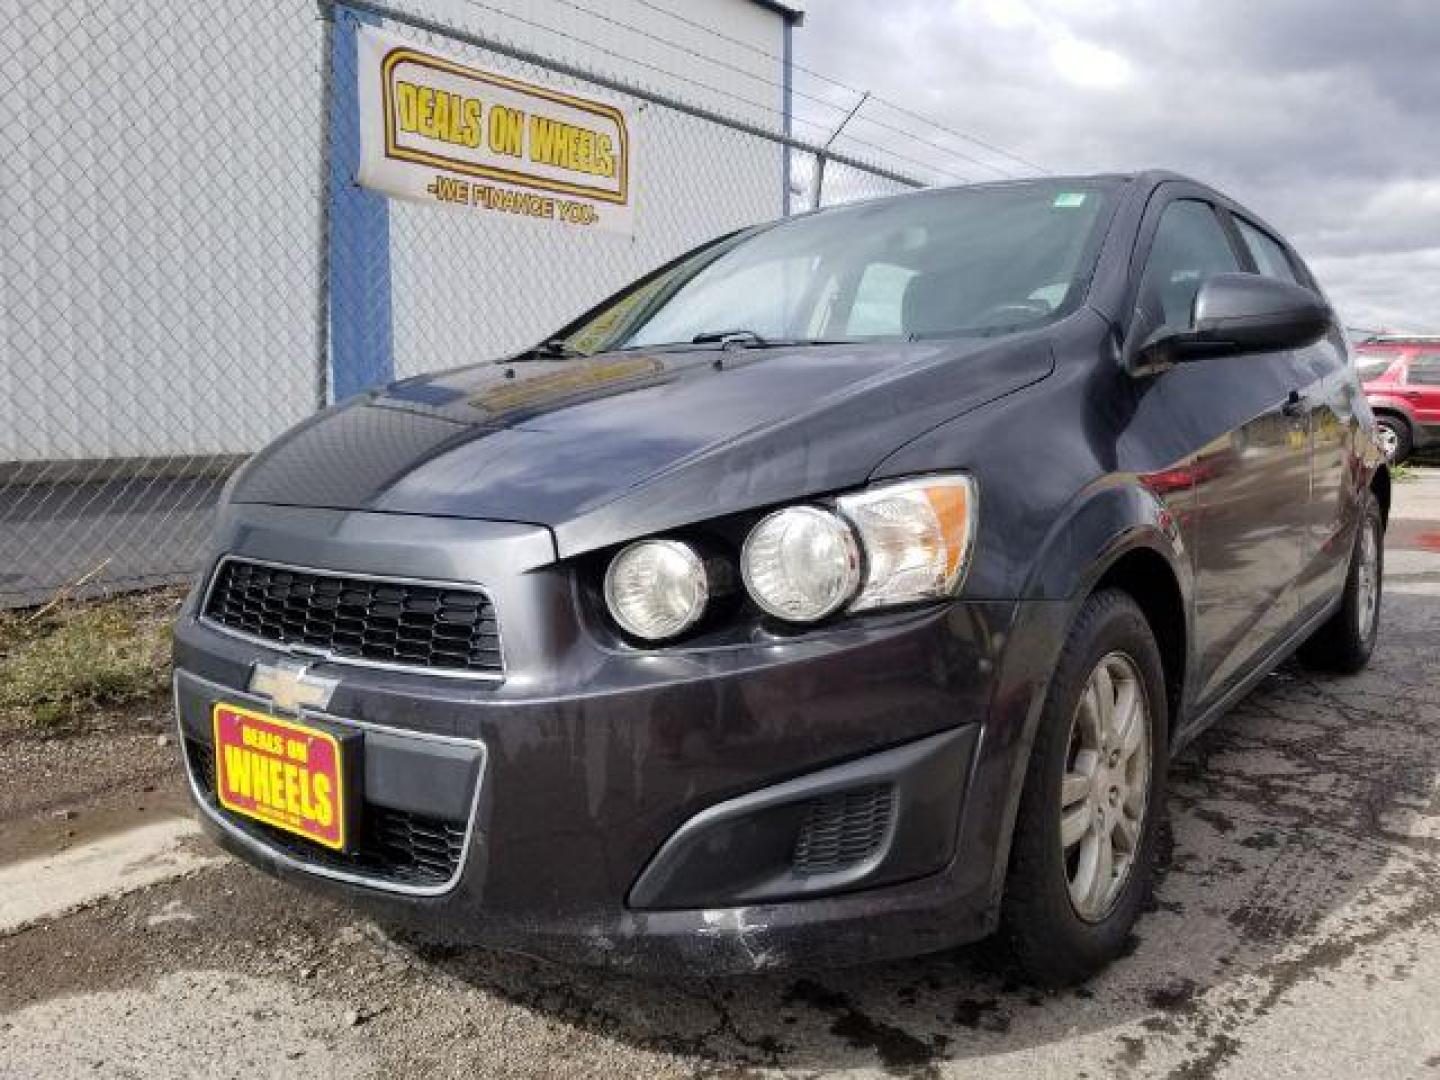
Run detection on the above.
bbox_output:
[1403,352,1440,435]
[1124,182,1315,718]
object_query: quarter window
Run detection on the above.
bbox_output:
[1408,354,1440,385]
[1136,200,1241,337]
[1235,218,1299,284]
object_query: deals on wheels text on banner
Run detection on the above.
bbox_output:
[356,26,634,234]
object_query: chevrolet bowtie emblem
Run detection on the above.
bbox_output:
[248,660,338,714]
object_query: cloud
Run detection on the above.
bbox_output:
[1047,37,1133,90]
[794,0,1440,331]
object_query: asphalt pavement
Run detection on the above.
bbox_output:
[3,470,1440,1079]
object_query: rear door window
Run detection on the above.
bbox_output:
[1408,354,1440,385]
[1235,218,1300,284]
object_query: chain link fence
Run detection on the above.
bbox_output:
[0,0,933,608]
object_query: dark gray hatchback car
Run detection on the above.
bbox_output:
[175,171,1388,983]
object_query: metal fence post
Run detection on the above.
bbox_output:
[809,153,827,212]
[326,3,394,403]
[314,4,337,412]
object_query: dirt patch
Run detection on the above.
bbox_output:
[0,587,183,736]
[0,729,188,866]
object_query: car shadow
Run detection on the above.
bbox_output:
[390,556,1440,1077]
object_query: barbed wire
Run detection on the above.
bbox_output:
[868,97,1049,176]
[621,0,1050,176]
[528,0,1004,180]
[437,0,974,184]
[441,0,833,136]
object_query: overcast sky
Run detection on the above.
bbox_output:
[792,0,1440,332]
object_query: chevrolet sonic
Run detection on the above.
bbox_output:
[174,171,1388,983]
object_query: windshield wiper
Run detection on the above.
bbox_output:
[609,332,854,352]
[514,338,584,360]
[691,328,770,347]
[688,330,858,349]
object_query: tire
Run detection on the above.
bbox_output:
[1000,588,1168,986]
[1298,490,1383,674]
[1375,414,1412,464]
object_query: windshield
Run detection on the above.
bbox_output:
[560,180,1117,355]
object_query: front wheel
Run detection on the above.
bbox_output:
[1001,589,1168,985]
[1298,490,1383,674]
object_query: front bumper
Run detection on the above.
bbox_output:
[174,504,1064,973]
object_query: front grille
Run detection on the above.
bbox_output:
[203,559,501,676]
[792,785,895,876]
[187,738,467,887]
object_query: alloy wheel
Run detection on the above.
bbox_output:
[1376,424,1400,461]
[1060,651,1152,922]
[1356,518,1380,640]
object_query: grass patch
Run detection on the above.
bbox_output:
[1391,452,1439,482]
[0,587,183,735]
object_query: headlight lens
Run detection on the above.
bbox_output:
[741,506,862,622]
[604,539,709,640]
[838,474,977,611]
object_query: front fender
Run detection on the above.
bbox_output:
[1020,477,1193,607]
[957,478,1194,921]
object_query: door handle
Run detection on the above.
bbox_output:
[1281,389,1308,417]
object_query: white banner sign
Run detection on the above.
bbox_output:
[356,27,634,234]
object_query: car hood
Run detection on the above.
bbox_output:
[232,337,1053,557]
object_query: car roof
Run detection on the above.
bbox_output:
[1359,335,1440,348]
[861,169,1286,236]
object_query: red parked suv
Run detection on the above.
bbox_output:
[1357,335,1440,462]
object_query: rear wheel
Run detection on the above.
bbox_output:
[1001,589,1167,985]
[1298,490,1383,674]
[1375,415,1411,464]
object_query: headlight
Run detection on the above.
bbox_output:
[741,506,862,622]
[838,474,977,611]
[604,539,709,640]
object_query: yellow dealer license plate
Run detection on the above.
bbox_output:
[212,703,347,850]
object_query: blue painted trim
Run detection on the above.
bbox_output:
[327,5,393,402]
[781,18,794,216]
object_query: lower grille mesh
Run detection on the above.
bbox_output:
[186,738,467,887]
[792,785,895,876]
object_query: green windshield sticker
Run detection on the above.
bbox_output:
[1053,192,1088,208]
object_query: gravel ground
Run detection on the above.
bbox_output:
[3,471,1440,1079]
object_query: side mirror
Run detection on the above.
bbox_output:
[1133,273,1332,371]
